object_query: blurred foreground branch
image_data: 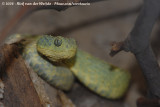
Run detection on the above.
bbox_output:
[0,43,75,106]
[0,44,43,107]
[110,0,160,100]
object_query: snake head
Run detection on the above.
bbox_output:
[37,35,77,62]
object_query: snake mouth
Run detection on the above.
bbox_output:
[37,47,77,62]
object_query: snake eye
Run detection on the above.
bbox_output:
[54,38,62,47]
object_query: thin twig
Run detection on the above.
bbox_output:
[51,5,141,35]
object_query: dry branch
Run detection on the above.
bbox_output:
[0,44,75,107]
[110,0,160,100]
[0,44,43,107]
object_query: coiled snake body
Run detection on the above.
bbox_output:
[6,34,130,99]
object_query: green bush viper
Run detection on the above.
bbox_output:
[5,34,130,99]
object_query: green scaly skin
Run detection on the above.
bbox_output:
[66,49,130,99]
[6,34,130,99]
[22,37,75,91]
[37,35,131,99]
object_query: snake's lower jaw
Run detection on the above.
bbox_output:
[37,46,77,62]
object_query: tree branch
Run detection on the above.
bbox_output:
[110,0,160,98]
[0,43,75,106]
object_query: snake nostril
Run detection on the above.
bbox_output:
[54,38,62,47]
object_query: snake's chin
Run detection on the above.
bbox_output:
[38,47,77,62]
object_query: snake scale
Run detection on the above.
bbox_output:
[5,34,130,99]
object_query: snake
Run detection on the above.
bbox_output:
[5,34,130,99]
